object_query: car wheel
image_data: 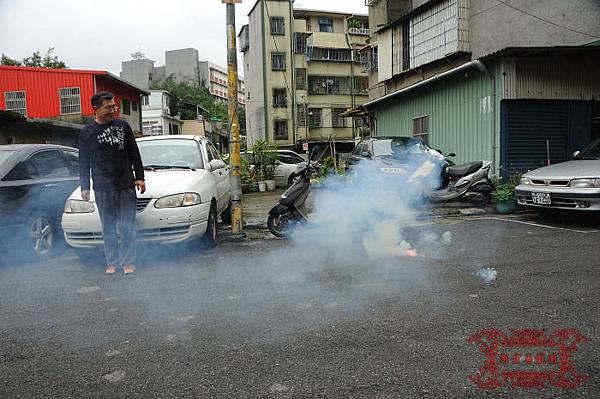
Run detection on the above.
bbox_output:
[202,203,218,248]
[25,211,54,259]
[221,201,232,224]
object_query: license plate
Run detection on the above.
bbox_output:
[380,167,406,175]
[531,192,551,205]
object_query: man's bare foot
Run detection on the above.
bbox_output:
[105,265,117,274]
[123,265,136,275]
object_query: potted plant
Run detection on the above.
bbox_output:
[250,139,278,191]
[491,183,517,214]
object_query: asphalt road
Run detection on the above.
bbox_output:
[0,214,598,398]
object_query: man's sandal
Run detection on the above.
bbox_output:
[105,265,117,275]
[123,265,136,275]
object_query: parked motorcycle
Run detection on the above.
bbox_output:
[267,147,320,238]
[411,157,495,206]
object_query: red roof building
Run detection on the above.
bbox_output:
[0,66,148,134]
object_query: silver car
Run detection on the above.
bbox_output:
[516,138,600,211]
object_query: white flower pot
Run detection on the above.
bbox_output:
[266,179,276,191]
[258,181,267,192]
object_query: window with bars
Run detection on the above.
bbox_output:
[121,99,131,115]
[271,52,286,71]
[59,87,81,114]
[332,108,348,128]
[308,76,352,95]
[4,91,27,116]
[309,47,351,62]
[308,108,322,128]
[274,120,288,139]
[295,68,307,90]
[412,115,429,144]
[294,33,308,54]
[270,17,285,35]
[353,76,369,95]
[296,106,306,127]
[272,88,287,107]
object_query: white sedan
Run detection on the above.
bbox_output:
[62,135,231,250]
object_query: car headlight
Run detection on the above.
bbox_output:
[64,199,95,213]
[569,178,600,188]
[520,177,532,185]
[154,192,201,208]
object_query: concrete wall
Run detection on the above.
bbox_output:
[243,2,267,146]
[368,0,411,34]
[153,66,166,83]
[263,0,294,146]
[165,48,200,84]
[181,120,206,136]
[120,59,154,90]
[470,0,600,58]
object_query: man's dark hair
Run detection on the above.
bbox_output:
[91,92,114,108]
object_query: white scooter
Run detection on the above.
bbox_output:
[410,158,495,206]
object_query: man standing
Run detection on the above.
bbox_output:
[79,92,145,275]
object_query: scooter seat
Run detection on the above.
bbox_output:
[446,161,483,177]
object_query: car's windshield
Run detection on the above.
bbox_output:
[0,150,18,167]
[372,138,429,159]
[137,139,204,169]
[575,138,600,160]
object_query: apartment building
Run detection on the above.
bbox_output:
[199,61,246,105]
[120,49,245,105]
[240,0,370,150]
[141,90,182,136]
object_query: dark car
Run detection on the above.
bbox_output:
[347,136,448,170]
[0,144,79,260]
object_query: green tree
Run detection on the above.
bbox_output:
[1,48,67,69]
[151,77,245,133]
[0,54,22,66]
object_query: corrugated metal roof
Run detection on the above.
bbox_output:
[0,66,148,95]
[480,45,600,61]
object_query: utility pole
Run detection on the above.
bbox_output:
[222,0,244,237]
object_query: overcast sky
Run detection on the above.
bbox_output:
[0,0,367,77]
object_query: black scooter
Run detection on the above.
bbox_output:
[267,147,320,238]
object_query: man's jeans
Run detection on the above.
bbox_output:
[95,188,137,267]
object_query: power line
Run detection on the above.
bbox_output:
[470,2,502,18]
[494,0,600,39]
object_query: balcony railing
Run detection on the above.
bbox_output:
[348,27,370,35]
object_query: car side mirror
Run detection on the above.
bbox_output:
[447,153,456,157]
[209,159,226,170]
[573,150,580,158]
[361,151,370,157]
